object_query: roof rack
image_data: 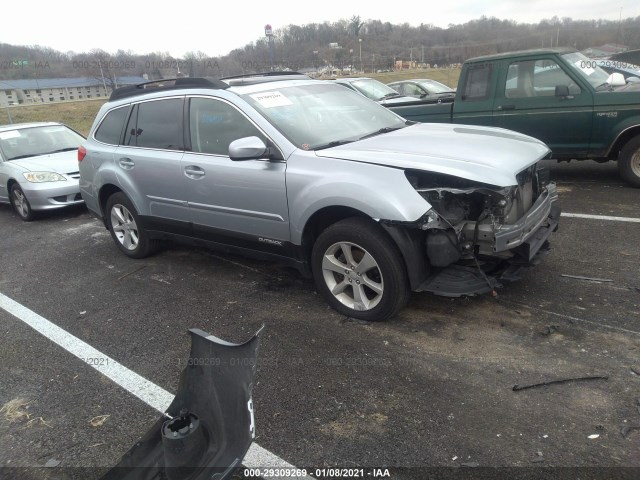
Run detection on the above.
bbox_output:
[220,71,311,86]
[109,77,228,101]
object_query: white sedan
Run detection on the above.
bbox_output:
[0,122,85,221]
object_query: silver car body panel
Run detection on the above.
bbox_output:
[315,123,551,187]
[0,150,82,210]
[80,78,555,263]
[285,151,430,244]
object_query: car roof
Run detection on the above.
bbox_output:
[0,122,62,133]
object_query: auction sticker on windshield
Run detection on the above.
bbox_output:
[250,91,293,108]
[0,130,21,140]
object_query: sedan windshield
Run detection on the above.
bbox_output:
[242,83,407,150]
[0,125,85,161]
[417,80,455,94]
[349,79,401,101]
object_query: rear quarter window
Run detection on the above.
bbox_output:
[462,64,492,101]
[94,106,129,145]
[126,98,184,150]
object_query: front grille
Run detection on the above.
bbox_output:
[66,171,80,179]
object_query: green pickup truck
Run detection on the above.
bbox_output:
[389,47,640,187]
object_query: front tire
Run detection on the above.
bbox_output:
[105,192,157,258]
[10,184,35,222]
[619,136,640,188]
[311,217,410,321]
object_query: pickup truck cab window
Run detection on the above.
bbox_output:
[505,59,580,98]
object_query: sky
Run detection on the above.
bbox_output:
[2,0,638,58]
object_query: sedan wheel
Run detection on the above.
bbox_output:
[10,184,34,221]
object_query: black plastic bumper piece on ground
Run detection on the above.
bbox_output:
[101,327,262,480]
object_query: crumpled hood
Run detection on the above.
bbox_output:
[315,123,551,187]
[10,150,79,175]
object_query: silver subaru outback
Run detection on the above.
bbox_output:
[79,74,560,321]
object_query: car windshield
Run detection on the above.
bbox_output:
[0,125,84,161]
[417,80,454,94]
[242,83,407,150]
[349,79,400,101]
[561,52,611,89]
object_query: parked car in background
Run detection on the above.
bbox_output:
[378,48,640,187]
[0,122,85,221]
[331,77,422,106]
[79,75,559,321]
[595,59,640,83]
[387,79,456,101]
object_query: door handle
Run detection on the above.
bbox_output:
[498,104,515,110]
[118,158,135,168]
[184,166,205,178]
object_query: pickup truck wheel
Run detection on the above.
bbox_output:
[311,218,410,321]
[619,136,640,188]
[105,192,158,259]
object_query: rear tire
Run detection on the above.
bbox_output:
[619,136,640,188]
[105,192,158,258]
[311,217,410,321]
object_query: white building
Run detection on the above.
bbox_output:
[0,77,146,107]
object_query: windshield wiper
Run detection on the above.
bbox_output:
[312,139,355,150]
[380,92,402,100]
[358,125,406,141]
[7,154,35,160]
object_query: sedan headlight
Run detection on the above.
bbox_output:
[22,172,67,183]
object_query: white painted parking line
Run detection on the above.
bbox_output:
[0,291,306,477]
[562,212,640,223]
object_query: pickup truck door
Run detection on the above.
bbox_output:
[492,57,593,157]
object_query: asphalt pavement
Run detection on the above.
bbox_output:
[0,160,639,479]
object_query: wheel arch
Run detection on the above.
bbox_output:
[300,205,369,265]
[607,126,640,160]
[300,206,428,290]
[99,184,124,215]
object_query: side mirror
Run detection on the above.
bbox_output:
[606,72,626,87]
[554,85,571,98]
[229,136,268,161]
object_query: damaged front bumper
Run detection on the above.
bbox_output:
[101,327,262,480]
[418,193,561,297]
[493,183,559,256]
[382,179,561,298]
